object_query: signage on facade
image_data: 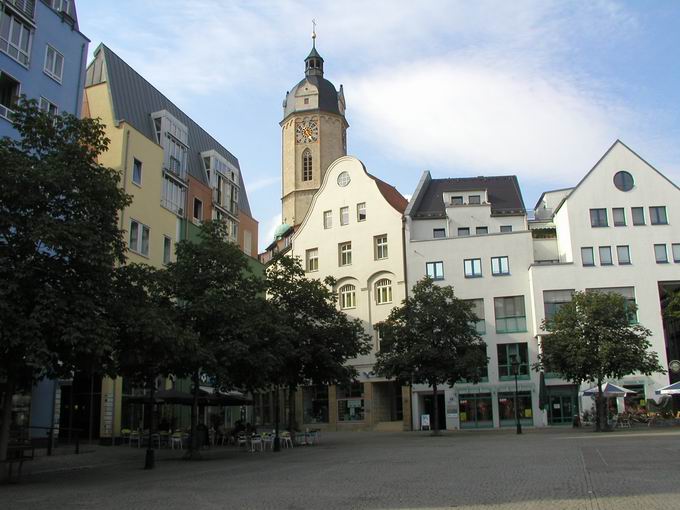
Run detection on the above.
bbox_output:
[421,414,430,430]
[669,360,680,373]
[347,399,362,408]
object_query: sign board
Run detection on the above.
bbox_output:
[421,414,431,430]
[347,399,362,408]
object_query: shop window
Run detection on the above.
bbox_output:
[498,391,533,427]
[337,383,364,422]
[303,385,329,424]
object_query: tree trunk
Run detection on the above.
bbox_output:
[595,377,605,432]
[287,385,296,432]
[186,370,200,459]
[431,382,439,435]
[0,374,16,467]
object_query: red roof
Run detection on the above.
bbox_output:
[369,174,408,213]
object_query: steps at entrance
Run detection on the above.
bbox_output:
[372,421,404,432]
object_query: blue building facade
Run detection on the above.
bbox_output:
[1,0,88,438]
[0,0,88,139]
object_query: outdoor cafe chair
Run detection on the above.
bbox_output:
[261,432,273,450]
[121,428,131,445]
[250,434,263,452]
[280,431,293,449]
[129,430,141,448]
[170,432,183,450]
[237,433,248,450]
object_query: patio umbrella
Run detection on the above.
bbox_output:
[582,383,637,397]
[655,381,680,395]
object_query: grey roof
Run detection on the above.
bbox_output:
[283,75,341,119]
[411,175,526,217]
[87,44,252,217]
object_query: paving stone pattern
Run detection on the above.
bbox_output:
[3,428,680,510]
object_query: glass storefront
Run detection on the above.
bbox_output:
[337,383,364,422]
[498,391,533,427]
[459,393,493,428]
[303,385,329,424]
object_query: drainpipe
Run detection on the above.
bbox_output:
[76,42,86,117]
[119,128,130,230]
[401,215,414,431]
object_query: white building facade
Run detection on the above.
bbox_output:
[406,140,680,430]
[290,156,410,431]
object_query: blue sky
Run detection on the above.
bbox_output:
[78,0,680,251]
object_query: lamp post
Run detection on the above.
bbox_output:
[510,354,522,435]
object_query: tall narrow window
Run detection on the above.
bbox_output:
[0,13,32,66]
[673,244,680,263]
[374,235,388,260]
[617,245,631,265]
[612,208,626,226]
[302,149,312,181]
[581,247,595,267]
[193,198,203,221]
[0,72,20,119]
[129,219,150,257]
[340,206,349,226]
[375,279,393,304]
[465,299,486,334]
[339,242,352,266]
[357,202,366,222]
[163,236,172,265]
[306,248,319,272]
[132,158,142,186]
[323,210,332,229]
[599,246,613,265]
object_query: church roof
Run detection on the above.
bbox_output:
[283,75,341,119]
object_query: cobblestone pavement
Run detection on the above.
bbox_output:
[3,427,680,510]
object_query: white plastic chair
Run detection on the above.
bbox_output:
[237,433,248,450]
[280,431,293,449]
[170,432,183,450]
[261,433,273,450]
[129,431,141,448]
[250,434,263,452]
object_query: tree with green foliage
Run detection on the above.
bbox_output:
[373,278,488,434]
[110,264,189,469]
[664,290,680,320]
[265,254,372,431]
[0,101,131,466]
[164,220,264,457]
[537,290,663,431]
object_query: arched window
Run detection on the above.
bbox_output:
[302,149,312,181]
[339,284,356,310]
[375,279,392,304]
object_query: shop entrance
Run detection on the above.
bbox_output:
[547,385,578,425]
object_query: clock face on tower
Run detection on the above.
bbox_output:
[296,120,319,143]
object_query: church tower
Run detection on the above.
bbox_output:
[281,31,348,227]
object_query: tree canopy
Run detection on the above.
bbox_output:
[373,278,488,433]
[0,101,131,462]
[264,254,372,428]
[537,290,663,431]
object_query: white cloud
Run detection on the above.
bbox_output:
[349,59,629,181]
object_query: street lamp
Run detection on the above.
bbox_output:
[510,354,522,435]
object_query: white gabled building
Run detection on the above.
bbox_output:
[405,140,680,430]
[290,156,411,431]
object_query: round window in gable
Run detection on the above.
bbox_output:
[337,171,351,187]
[613,171,634,192]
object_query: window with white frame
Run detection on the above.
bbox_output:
[599,246,613,265]
[426,261,444,280]
[306,248,318,272]
[132,158,142,186]
[39,97,58,116]
[617,245,631,265]
[0,12,32,66]
[357,202,366,222]
[673,244,680,263]
[339,284,356,309]
[163,236,172,265]
[161,174,186,216]
[375,278,392,304]
[129,219,150,256]
[323,210,332,229]
[0,72,20,119]
[655,244,668,263]
[464,258,482,278]
[44,45,64,83]
[581,247,595,266]
[491,256,509,276]
[340,206,349,226]
[339,242,351,266]
[51,0,72,15]
[374,234,388,260]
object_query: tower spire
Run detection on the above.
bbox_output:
[312,19,317,48]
